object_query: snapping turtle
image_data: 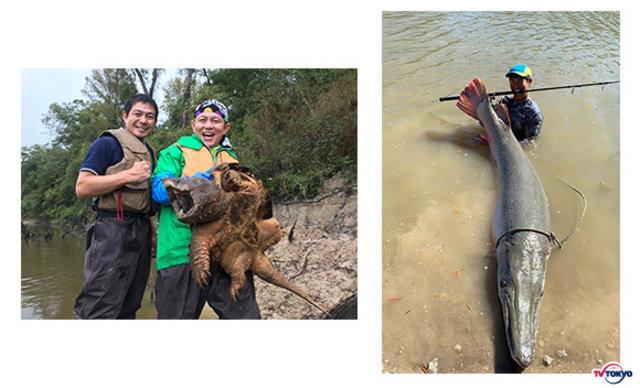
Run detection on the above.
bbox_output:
[162,163,329,316]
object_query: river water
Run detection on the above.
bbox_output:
[21,225,85,319]
[21,223,160,319]
[21,223,221,319]
[382,12,620,373]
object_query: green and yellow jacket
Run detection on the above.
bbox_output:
[151,134,237,271]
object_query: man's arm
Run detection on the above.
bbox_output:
[150,145,185,206]
[524,108,544,140]
[75,161,151,199]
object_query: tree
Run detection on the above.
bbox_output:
[21,144,80,220]
[190,68,358,199]
[82,69,138,128]
[134,68,164,98]
[179,68,196,128]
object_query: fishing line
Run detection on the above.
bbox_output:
[553,182,587,249]
[494,182,587,250]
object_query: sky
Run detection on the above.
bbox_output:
[21,68,178,148]
[21,69,89,147]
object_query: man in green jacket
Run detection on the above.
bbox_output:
[151,99,261,319]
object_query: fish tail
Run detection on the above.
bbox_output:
[456,78,488,120]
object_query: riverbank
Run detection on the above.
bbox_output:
[22,218,85,241]
[255,172,358,319]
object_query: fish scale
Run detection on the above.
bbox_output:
[467,83,551,240]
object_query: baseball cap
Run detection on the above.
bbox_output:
[506,64,533,79]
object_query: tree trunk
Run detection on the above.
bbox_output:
[149,69,160,98]
[179,69,196,128]
[134,68,162,98]
[134,69,149,95]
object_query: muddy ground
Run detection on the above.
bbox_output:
[255,173,358,319]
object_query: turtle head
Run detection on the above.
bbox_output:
[163,176,227,224]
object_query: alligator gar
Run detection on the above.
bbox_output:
[457,79,553,368]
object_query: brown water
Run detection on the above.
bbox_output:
[382,11,620,373]
[21,223,221,319]
[21,223,161,319]
[21,225,86,319]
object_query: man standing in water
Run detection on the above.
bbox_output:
[498,64,544,143]
[73,94,158,319]
[150,99,261,319]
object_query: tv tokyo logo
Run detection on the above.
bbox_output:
[592,362,633,384]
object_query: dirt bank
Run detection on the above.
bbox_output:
[254,172,358,319]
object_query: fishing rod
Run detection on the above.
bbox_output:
[438,80,620,102]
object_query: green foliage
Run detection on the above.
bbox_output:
[151,68,358,200]
[21,144,81,220]
[158,76,187,129]
[21,68,357,227]
[235,69,357,199]
[83,69,138,126]
[147,127,191,151]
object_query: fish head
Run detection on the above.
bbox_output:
[163,176,228,224]
[496,232,551,368]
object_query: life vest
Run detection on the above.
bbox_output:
[177,143,238,177]
[97,129,156,214]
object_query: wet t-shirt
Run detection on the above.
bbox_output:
[498,96,544,142]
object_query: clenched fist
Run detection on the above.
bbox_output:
[128,161,151,183]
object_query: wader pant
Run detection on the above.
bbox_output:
[73,213,151,319]
[155,262,261,319]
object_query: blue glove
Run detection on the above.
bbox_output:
[192,167,214,181]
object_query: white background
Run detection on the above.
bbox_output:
[3,1,637,387]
